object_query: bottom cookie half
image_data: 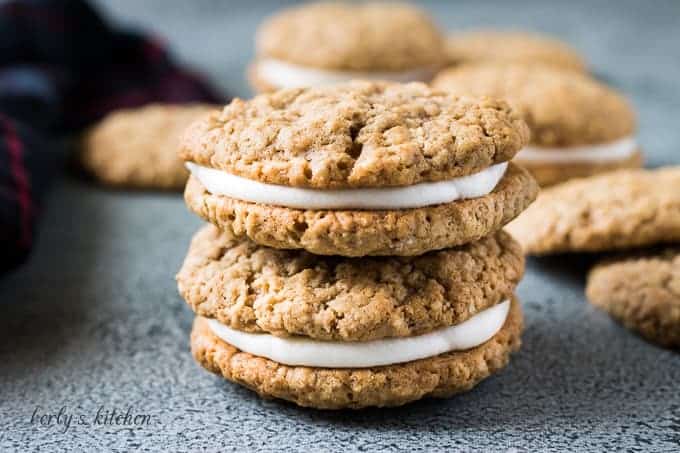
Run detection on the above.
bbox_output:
[190,297,523,409]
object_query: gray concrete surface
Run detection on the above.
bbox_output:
[1,1,679,451]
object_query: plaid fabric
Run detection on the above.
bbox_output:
[0,0,223,273]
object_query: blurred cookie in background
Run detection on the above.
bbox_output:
[432,63,641,186]
[587,249,680,349]
[446,30,586,72]
[80,103,218,190]
[248,2,446,93]
[506,167,680,255]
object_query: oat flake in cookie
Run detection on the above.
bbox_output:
[81,103,218,190]
[587,249,680,349]
[433,64,641,186]
[180,81,538,256]
[248,2,445,93]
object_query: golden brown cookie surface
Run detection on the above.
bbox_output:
[180,81,530,189]
[190,297,523,409]
[506,167,680,255]
[256,2,445,71]
[432,64,634,147]
[446,30,586,72]
[587,249,680,349]
[177,224,524,341]
[184,163,538,257]
[81,103,217,190]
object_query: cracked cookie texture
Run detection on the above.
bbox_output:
[255,2,445,72]
[445,31,586,72]
[177,224,524,342]
[587,249,680,349]
[432,64,635,147]
[506,167,680,255]
[81,103,217,189]
[190,297,523,409]
[184,162,538,257]
[180,81,530,189]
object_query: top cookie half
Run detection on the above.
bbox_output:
[255,2,445,72]
[180,81,529,189]
[446,31,587,72]
[432,64,635,148]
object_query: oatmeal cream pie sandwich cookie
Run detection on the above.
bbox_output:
[180,81,538,257]
[179,224,525,409]
[586,249,680,349]
[248,2,445,93]
[81,103,218,190]
[432,64,641,186]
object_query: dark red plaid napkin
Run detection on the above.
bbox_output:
[0,0,224,273]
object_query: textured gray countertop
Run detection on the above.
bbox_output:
[1,1,679,451]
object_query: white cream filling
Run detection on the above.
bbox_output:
[515,137,637,163]
[208,300,510,368]
[257,58,436,89]
[186,161,507,210]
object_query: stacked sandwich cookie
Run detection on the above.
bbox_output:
[176,81,539,409]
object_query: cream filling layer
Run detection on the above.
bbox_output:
[257,58,436,89]
[207,300,510,368]
[186,161,507,210]
[515,137,637,164]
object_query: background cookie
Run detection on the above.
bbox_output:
[190,297,523,409]
[522,152,643,187]
[177,224,524,341]
[81,103,217,190]
[250,2,445,91]
[506,167,680,255]
[432,64,640,186]
[587,249,680,349]
[432,64,634,147]
[446,30,586,72]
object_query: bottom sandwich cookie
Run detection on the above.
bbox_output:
[190,296,523,409]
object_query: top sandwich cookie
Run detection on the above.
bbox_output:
[432,64,641,186]
[181,81,538,257]
[81,103,217,190]
[249,2,445,92]
[446,30,587,72]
